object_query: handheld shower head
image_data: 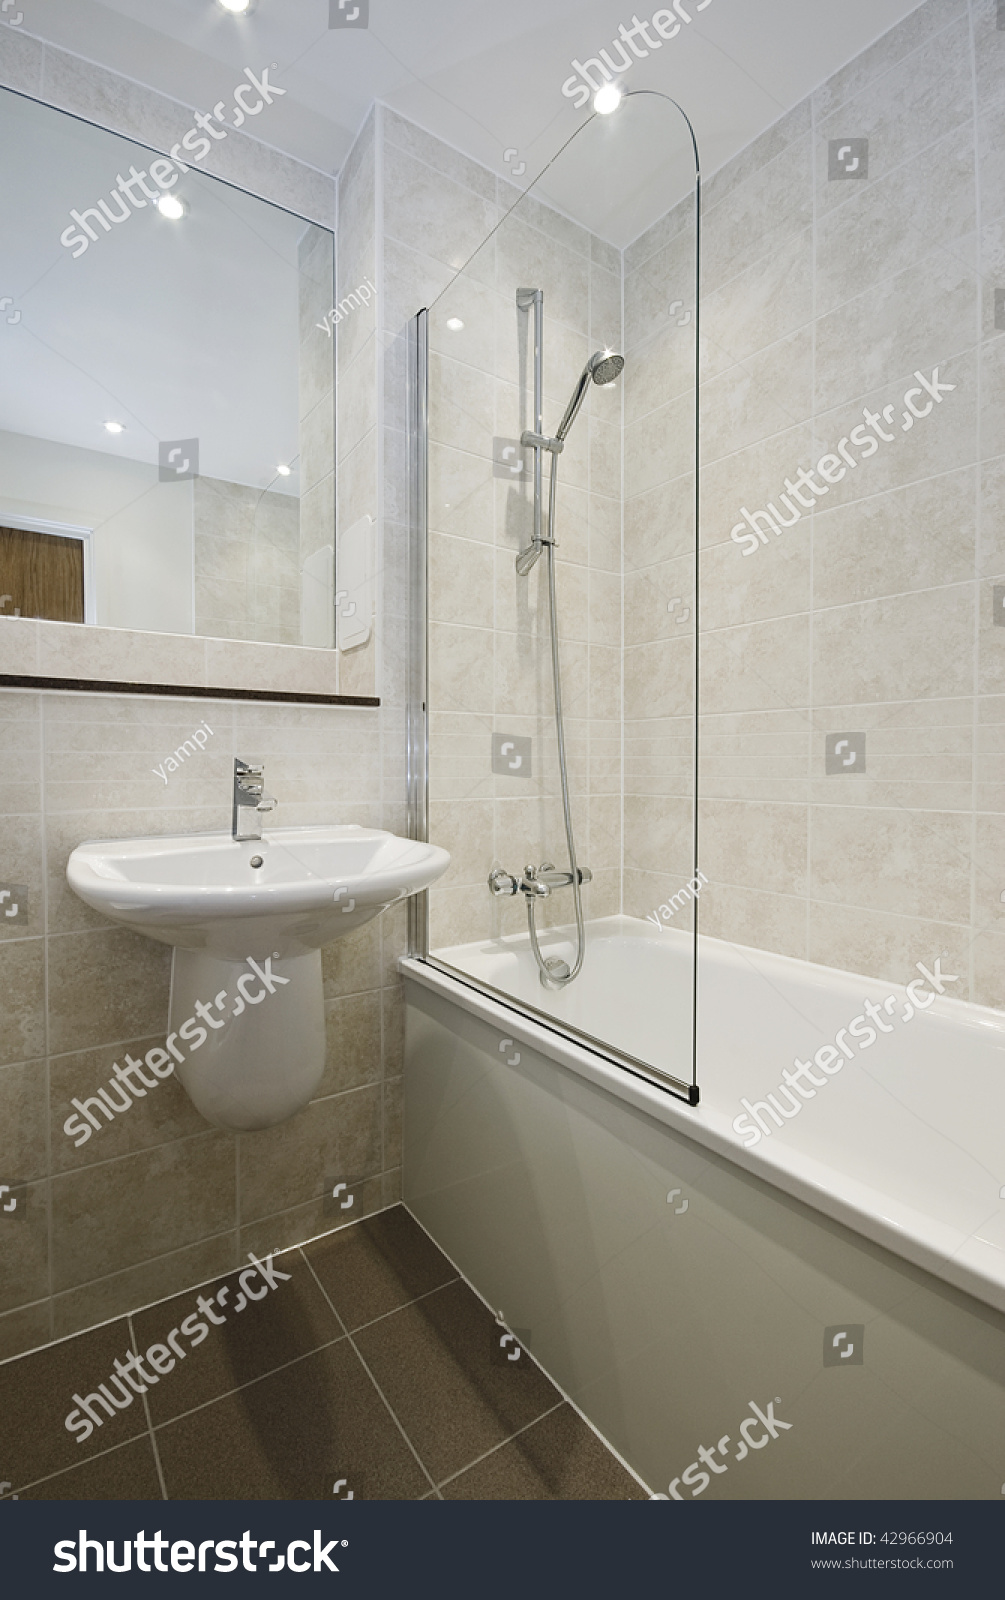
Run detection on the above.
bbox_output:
[590,351,625,387]
[555,350,625,441]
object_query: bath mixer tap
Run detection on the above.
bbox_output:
[488,862,592,900]
[233,758,277,842]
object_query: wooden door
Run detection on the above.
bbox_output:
[0,526,85,623]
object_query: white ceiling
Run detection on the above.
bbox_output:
[2,0,928,492]
[20,0,928,243]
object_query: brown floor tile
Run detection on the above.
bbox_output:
[22,1435,163,1500]
[441,1404,648,1500]
[0,1316,147,1491]
[155,1341,430,1500]
[353,1279,560,1482]
[132,1249,343,1427]
[304,1204,457,1330]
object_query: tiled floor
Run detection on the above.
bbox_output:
[0,1206,648,1500]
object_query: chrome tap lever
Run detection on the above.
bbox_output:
[233,759,277,842]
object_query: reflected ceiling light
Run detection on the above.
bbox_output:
[219,0,251,12]
[446,317,464,331]
[276,464,292,476]
[157,194,186,220]
[104,421,125,434]
[594,84,623,115]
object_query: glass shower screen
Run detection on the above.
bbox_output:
[409,91,700,1102]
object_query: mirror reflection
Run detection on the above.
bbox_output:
[0,87,335,648]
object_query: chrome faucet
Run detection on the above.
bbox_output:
[232,758,277,842]
[488,862,592,900]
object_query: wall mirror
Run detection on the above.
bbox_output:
[0,85,336,655]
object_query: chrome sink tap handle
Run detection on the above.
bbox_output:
[233,758,277,842]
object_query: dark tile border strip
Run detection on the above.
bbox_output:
[0,674,379,708]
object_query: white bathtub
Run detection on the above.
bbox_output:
[406,916,1005,1316]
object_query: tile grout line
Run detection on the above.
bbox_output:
[129,1310,169,1501]
[433,1398,566,1493]
[0,1203,400,1371]
[147,1334,349,1438]
[298,1246,439,1498]
[6,1428,155,1501]
[399,1203,656,1498]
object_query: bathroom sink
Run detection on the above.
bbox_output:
[67,825,450,960]
[65,825,450,1134]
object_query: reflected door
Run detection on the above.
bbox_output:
[0,526,84,622]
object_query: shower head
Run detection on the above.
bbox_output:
[591,351,625,387]
[555,349,625,441]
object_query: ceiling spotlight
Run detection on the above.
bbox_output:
[446,317,464,332]
[157,194,186,220]
[104,421,125,434]
[276,464,292,477]
[219,0,251,12]
[594,84,623,116]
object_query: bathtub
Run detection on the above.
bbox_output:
[403,917,1005,1498]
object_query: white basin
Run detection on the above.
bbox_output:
[66,826,450,1132]
[66,825,449,959]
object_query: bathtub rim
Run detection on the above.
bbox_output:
[402,948,1005,1319]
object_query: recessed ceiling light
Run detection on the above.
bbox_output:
[446,317,464,332]
[594,84,623,116]
[104,421,125,434]
[219,0,251,12]
[276,464,292,477]
[157,194,186,220]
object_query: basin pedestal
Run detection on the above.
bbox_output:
[169,947,325,1131]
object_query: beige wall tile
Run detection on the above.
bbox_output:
[47,929,171,1056]
[238,1085,382,1222]
[51,1131,236,1292]
[0,1058,46,1182]
[809,805,972,922]
[808,901,969,990]
[321,918,382,999]
[0,939,45,1066]
[322,992,382,1096]
[51,1232,239,1342]
[701,615,810,718]
[813,585,975,708]
[49,1036,211,1172]
[700,798,808,897]
[697,883,807,962]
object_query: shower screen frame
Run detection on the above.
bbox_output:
[406,94,701,1107]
